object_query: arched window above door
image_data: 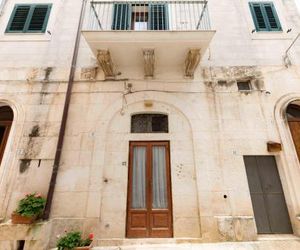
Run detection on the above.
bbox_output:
[286,103,300,120]
[286,102,300,162]
[0,106,13,165]
[131,114,168,133]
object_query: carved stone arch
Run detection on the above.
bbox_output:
[0,105,14,164]
[274,93,300,236]
[0,98,25,219]
[95,91,201,138]
[93,92,203,239]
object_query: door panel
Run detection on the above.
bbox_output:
[152,146,168,209]
[127,141,173,238]
[0,123,11,165]
[131,146,147,209]
[265,194,293,233]
[244,156,293,234]
[251,194,271,233]
[288,121,300,161]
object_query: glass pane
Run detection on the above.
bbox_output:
[0,126,5,144]
[131,114,168,133]
[152,146,168,209]
[132,146,146,209]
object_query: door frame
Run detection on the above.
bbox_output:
[126,140,173,238]
[0,121,12,165]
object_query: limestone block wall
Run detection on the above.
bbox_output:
[45,64,300,245]
[0,0,84,221]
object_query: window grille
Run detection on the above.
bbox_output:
[131,114,168,133]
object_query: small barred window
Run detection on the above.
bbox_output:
[131,114,168,133]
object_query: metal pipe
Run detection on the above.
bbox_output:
[43,0,88,220]
[285,33,300,55]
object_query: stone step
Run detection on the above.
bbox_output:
[95,238,202,247]
[92,239,300,250]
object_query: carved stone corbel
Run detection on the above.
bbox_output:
[80,67,98,80]
[184,49,201,78]
[143,49,155,78]
[97,50,117,78]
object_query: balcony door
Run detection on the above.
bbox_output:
[112,3,168,30]
[126,141,173,238]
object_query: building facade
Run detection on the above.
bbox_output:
[0,0,300,249]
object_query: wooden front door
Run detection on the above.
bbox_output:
[244,156,293,234]
[0,122,11,164]
[126,141,173,238]
[288,121,300,161]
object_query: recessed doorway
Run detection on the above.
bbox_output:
[126,141,173,238]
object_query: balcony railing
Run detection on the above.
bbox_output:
[85,0,211,31]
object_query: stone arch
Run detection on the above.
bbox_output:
[0,98,24,219]
[0,105,14,164]
[95,91,201,137]
[274,93,300,236]
[94,92,203,239]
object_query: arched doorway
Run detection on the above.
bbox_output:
[286,101,300,161]
[0,106,13,165]
[99,100,200,239]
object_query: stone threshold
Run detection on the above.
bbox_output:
[257,234,300,241]
[96,238,203,246]
[91,239,300,250]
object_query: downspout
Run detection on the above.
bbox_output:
[283,33,300,67]
[43,0,87,220]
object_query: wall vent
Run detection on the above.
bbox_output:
[237,80,251,91]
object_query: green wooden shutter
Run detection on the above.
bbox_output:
[6,5,30,32]
[112,4,131,30]
[28,5,52,32]
[149,4,169,30]
[263,3,281,31]
[249,2,281,32]
[249,3,268,31]
[6,4,51,33]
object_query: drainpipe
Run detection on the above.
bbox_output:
[283,32,300,67]
[43,0,87,220]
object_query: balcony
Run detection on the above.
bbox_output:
[82,1,215,79]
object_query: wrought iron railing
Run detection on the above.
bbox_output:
[85,0,211,31]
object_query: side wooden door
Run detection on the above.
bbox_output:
[244,156,293,234]
[126,141,173,238]
[288,121,300,161]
